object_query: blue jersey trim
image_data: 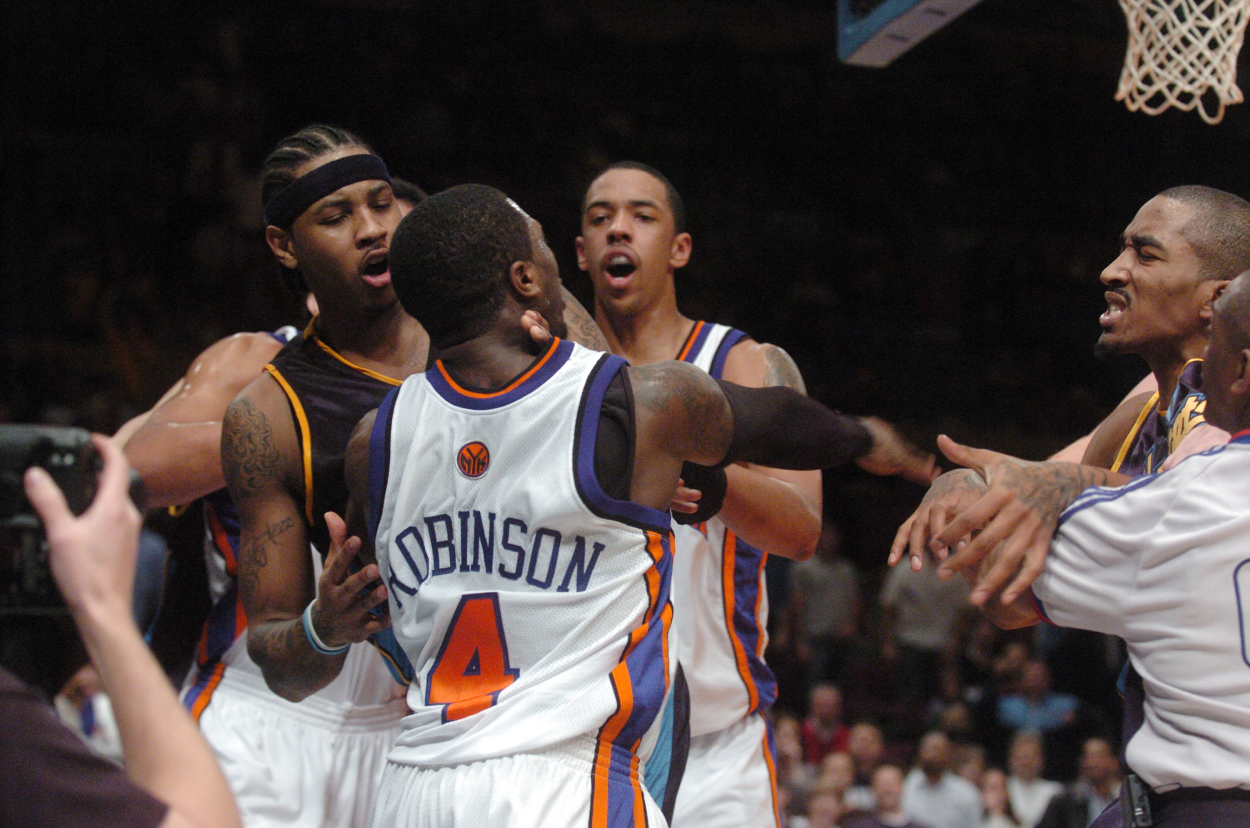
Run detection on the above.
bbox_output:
[367,386,401,548]
[708,328,748,380]
[572,355,673,534]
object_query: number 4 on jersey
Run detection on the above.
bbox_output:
[427,592,519,722]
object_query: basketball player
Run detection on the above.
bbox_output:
[336,183,935,828]
[576,162,937,827]
[900,269,1250,827]
[216,127,612,828]
[892,185,1250,602]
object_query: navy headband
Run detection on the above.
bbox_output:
[263,153,392,228]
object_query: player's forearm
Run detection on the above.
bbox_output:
[247,617,347,702]
[718,464,821,559]
[78,609,241,828]
[125,421,225,507]
[717,383,872,469]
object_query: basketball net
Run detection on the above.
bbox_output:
[1117,0,1250,124]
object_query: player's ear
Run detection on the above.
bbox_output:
[510,260,541,299]
[1200,279,1231,319]
[670,232,692,270]
[575,236,589,272]
[266,226,299,270]
[1236,349,1250,388]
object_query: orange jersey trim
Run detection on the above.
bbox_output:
[675,321,705,361]
[722,529,761,713]
[190,662,226,722]
[435,338,562,399]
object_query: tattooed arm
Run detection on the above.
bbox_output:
[891,435,1127,627]
[712,340,823,560]
[223,377,359,701]
[561,286,609,351]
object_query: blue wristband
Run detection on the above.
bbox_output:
[302,600,349,656]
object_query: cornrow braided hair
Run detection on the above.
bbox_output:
[260,124,372,209]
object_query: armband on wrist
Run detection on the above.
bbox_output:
[302,599,349,656]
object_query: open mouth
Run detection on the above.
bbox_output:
[604,253,636,281]
[362,253,391,287]
[1100,291,1128,328]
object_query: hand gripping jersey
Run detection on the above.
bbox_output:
[181,322,406,717]
[1112,359,1206,475]
[1032,433,1250,791]
[368,339,674,800]
[669,322,777,736]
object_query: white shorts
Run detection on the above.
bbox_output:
[670,714,780,828]
[197,671,407,828]
[370,734,667,828]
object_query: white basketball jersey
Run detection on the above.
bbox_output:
[369,339,675,783]
[1032,433,1250,791]
[669,322,777,737]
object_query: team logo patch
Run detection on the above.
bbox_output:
[457,441,491,479]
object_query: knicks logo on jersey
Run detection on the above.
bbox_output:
[457,441,491,479]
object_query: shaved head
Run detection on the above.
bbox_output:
[1158,186,1250,282]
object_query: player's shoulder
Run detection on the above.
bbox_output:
[1082,390,1156,468]
[190,331,287,386]
[719,336,806,392]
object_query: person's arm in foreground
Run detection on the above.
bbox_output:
[888,435,1125,624]
[25,436,242,828]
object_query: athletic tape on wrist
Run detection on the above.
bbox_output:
[302,599,350,656]
[263,154,392,229]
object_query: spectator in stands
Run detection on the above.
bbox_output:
[997,661,1077,734]
[844,765,933,828]
[980,768,1021,828]
[902,731,982,828]
[881,559,973,708]
[804,683,851,765]
[1034,738,1120,828]
[955,744,987,786]
[847,721,888,810]
[818,752,857,807]
[1005,731,1061,828]
[805,783,848,828]
[791,521,861,690]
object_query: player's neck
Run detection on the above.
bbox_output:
[595,295,693,366]
[313,302,430,380]
[1145,336,1206,408]
[436,326,548,391]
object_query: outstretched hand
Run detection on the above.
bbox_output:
[855,417,940,486]
[891,435,1093,607]
[521,310,553,345]
[310,512,390,650]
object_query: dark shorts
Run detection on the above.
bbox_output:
[1092,786,1250,828]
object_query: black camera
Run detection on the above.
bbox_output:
[0,426,104,615]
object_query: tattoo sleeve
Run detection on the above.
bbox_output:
[998,461,1119,520]
[221,397,280,496]
[635,363,734,464]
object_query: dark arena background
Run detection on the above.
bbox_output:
[4,0,1249,790]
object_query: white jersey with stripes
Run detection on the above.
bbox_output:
[368,339,674,786]
[669,321,777,737]
[1032,432,1250,791]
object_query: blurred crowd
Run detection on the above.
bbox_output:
[763,523,1123,828]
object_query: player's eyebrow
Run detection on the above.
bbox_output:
[312,195,352,215]
[1127,232,1165,251]
[584,198,663,214]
